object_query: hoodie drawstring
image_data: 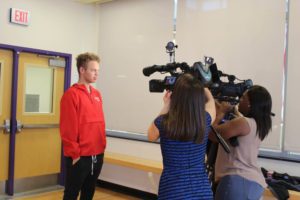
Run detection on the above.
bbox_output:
[91,155,97,175]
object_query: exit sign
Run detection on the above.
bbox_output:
[10,8,30,26]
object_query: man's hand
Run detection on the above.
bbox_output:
[72,157,80,165]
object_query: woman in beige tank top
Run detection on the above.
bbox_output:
[210,85,273,200]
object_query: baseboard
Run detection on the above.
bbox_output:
[97,180,157,200]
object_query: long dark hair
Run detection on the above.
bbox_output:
[162,73,206,143]
[246,85,272,140]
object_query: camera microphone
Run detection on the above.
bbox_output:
[143,63,182,77]
[143,65,164,76]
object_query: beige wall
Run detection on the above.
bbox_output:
[0,0,99,84]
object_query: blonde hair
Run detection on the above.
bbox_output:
[76,52,100,74]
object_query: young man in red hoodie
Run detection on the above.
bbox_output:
[60,52,106,200]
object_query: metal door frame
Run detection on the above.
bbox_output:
[0,43,71,195]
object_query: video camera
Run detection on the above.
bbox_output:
[142,41,253,105]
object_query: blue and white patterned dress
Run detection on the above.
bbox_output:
[154,113,213,200]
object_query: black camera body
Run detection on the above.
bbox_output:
[149,76,177,92]
[144,61,212,92]
[209,75,253,104]
[143,61,252,104]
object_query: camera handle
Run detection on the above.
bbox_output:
[205,126,230,190]
[210,125,230,153]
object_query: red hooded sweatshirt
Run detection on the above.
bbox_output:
[60,84,106,160]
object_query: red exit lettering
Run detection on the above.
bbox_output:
[14,10,28,23]
[10,8,30,25]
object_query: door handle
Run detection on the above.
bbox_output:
[0,119,10,133]
[16,121,59,133]
[16,122,59,133]
[21,124,59,129]
[17,120,22,133]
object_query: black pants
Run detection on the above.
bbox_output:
[63,154,104,200]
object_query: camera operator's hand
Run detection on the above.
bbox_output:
[148,91,171,142]
[159,90,172,115]
[213,101,234,125]
[216,101,234,115]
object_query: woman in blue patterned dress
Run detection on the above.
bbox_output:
[147,73,216,200]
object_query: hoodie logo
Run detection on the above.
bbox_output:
[94,97,100,102]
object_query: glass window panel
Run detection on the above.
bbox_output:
[284,0,300,153]
[176,0,286,151]
[24,66,54,113]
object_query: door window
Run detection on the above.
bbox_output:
[24,66,54,113]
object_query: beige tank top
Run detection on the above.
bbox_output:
[215,117,267,188]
